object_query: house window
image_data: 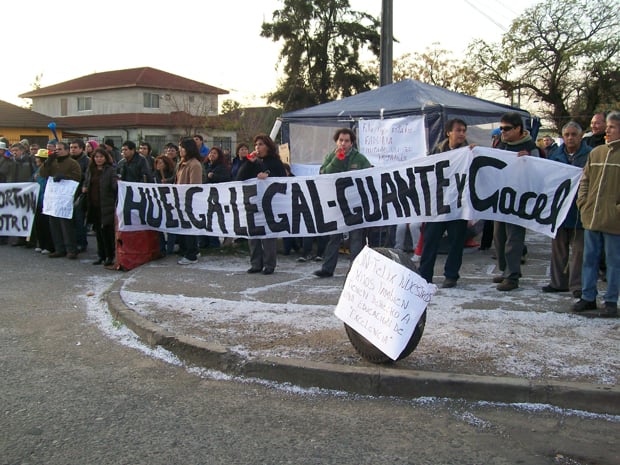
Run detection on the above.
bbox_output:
[188,95,195,103]
[212,137,232,153]
[143,92,160,108]
[60,98,68,116]
[77,97,92,112]
[144,136,166,155]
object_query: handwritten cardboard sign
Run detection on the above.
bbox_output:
[0,182,39,237]
[358,115,427,166]
[43,179,79,219]
[335,246,436,360]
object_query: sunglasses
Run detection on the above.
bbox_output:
[499,126,515,132]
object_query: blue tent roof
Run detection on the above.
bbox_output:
[281,79,538,150]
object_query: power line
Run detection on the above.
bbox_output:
[464,0,509,33]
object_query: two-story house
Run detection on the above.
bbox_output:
[19,67,233,154]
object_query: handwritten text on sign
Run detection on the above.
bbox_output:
[358,116,427,166]
[335,247,435,360]
[43,179,79,220]
[0,182,39,236]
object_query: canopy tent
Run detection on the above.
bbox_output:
[280,79,540,165]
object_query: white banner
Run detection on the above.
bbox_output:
[335,246,435,360]
[42,179,79,219]
[0,182,39,237]
[116,146,583,239]
[358,115,427,166]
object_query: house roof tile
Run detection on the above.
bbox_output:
[19,67,229,98]
[0,99,65,128]
[56,112,207,129]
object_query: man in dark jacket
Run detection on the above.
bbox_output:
[70,139,90,252]
[492,112,540,291]
[418,118,470,288]
[117,141,151,183]
[542,122,591,297]
[583,112,606,148]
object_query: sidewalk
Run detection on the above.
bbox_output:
[105,232,620,415]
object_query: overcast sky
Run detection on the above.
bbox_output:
[3,0,538,108]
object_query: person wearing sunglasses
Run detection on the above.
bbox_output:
[492,112,540,291]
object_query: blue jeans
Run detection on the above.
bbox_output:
[582,230,620,304]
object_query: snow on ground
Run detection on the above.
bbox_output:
[77,266,620,421]
[114,247,619,386]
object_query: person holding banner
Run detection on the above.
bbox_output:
[39,141,82,259]
[175,137,204,265]
[493,112,540,291]
[314,128,371,278]
[0,141,15,245]
[84,148,118,266]
[243,134,287,275]
[418,118,471,288]
[200,147,232,249]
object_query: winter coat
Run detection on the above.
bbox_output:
[547,141,591,229]
[235,158,262,181]
[577,139,620,235]
[431,138,469,154]
[39,155,82,182]
[320,147,371,174]
[33,167,48,209]
[0,156,15,183]
[176,157,203,185]
[205,163,232,183]
[235,154,286,181]
[117,154,151,183]
[85,165,118,226]
[13,154,35,182]
[496,131,540,157]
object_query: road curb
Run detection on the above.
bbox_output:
[105,280,620,415]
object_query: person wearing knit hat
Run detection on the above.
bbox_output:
[86,140,99,158]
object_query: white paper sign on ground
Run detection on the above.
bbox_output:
[335,246,436,360]
[42,179,79,219]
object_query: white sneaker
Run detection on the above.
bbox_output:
[34,247,42,252]
[40,249,51,255]
[411,254,421,263]
[177,257,198,265]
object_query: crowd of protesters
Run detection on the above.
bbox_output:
[1,111,617,317]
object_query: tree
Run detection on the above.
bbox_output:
[221,99,241,115]
[468,0,620,132]
[367,44,482,96]
[261,0,380,111]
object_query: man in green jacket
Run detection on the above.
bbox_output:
[573,111,620,318]
[314,128,371,278]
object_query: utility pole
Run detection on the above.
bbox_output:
[379,0,393,87]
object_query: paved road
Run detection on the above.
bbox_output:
[2,244,620,464]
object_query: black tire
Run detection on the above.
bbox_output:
[344,247,427,364]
